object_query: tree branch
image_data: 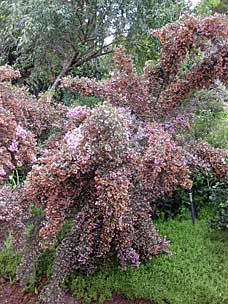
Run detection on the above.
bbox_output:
[50,51,79,91]
[50,42,114,92]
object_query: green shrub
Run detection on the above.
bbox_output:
[155,170,218,220]
[57,89,103,107]
[187,87,228,149]
[193,110,228,149]
[0,233,21,283]
[208,177,228,229]
[210,201,228,229]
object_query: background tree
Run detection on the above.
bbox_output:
[194,0,221,15]
[0,0,189,94]
[213,0,228,13]
[125,0,190,71]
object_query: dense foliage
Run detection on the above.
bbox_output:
[194,0,221,15]
[187,86,228,147]
[0,67,65,180]
[1,14,228,303]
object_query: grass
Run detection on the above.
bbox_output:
[65,216,228,304]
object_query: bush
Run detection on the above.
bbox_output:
[208,176,228,229]
[0,68,67,181]
[1,15,228,303]
[187,86,228,149]
[0,233,21,283]
[210,201,228,229]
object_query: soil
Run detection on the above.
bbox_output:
[0,278,155,304]
[0,278,37,304]
[106,295,154,304]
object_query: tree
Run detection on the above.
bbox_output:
[0,0,189,94]
[125,0,190,70]
[0,0,121,92]
[213,0,228,13]
[194,0,221,15]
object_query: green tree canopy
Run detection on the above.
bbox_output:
[0,0,189,94]
[125,0,190,70]
[194,0,221,15]
[213,0,228,13]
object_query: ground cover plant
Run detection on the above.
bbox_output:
[1,14,228,304]
[64,216,228,304]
